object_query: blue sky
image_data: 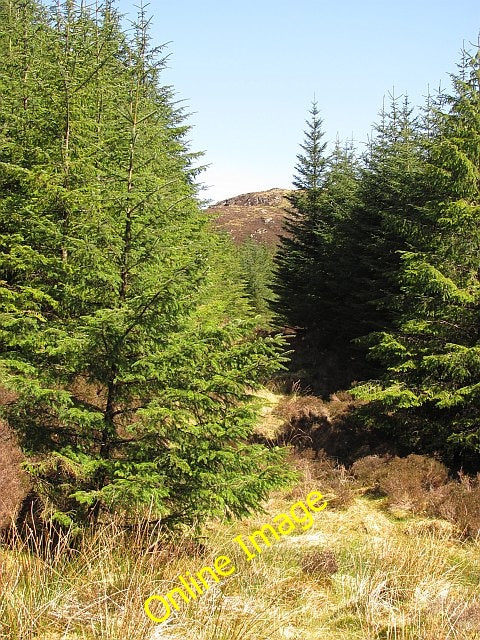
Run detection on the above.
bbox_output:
[117,0,479,203]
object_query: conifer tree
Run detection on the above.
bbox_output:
[237,238,275,322]
[343,94,429,342]
[306,139,360,345]
[274,101,328,330]
[0,0,292,528]
[352,47,480,468]
[275,103,362,350]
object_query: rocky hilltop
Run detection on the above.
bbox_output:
[208,187,292,246]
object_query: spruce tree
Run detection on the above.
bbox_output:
[0,0,292,528]
[274,101,328,330]
[274,103,367,392]
[237,238,275,323]
[351,47,480,469]
[343,94,429,342]
[306,139,360,345]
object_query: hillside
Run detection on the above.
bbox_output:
[208,188,292,246]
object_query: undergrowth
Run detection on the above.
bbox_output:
[1,451,480,640]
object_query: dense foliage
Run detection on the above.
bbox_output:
[276,48,480,469]
[274,102,329,332]
[236,238,276,323]
[0,0,292,529]
[351,50,480,469]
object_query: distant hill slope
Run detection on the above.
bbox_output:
[208,187,292,246]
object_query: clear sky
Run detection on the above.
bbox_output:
[117,0,479,204]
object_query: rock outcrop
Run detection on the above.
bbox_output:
[208,187,292,246]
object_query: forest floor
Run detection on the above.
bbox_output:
[1,390,480,640]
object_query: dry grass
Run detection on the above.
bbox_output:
[301,548,339,578]
[2,391,480,640]
[282,448,359,510]
[259,386,365,463]
[2,457,480,640]
[351,454,480,539]
[252,388,286,440]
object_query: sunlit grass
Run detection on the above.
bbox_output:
[1,453,480,640]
